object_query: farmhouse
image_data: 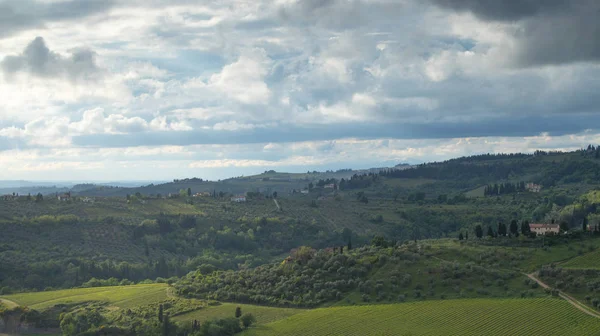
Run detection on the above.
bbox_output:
[526,183,542,193]
[231,195,246,203]
[57,192,71,201]
[324,184,335,189]
[300,189,309,194]
[529,223,560,235]
[193,192,211,197]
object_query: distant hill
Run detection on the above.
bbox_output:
[73,169,392,197]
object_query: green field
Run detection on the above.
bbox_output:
[0,284,168,310]
[242,298,600,336]
[173,302,304,324]
[561,249,600,269]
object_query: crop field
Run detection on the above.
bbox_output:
[0,284,168,310]
[242,298,600,336]
[173,302,304,324]
[561,249,600,269]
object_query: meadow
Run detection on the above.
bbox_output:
[1,284,168,310]
[242,298,600,336]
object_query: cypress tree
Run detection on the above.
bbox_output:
[510,220,519,236]
[158,304,164,322]
[162,313,170,336]
[475,225,483,239]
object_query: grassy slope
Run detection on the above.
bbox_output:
[242,298,600,336]
[561,249,600,269]
[1,284,168,310]
[172,303,304,325]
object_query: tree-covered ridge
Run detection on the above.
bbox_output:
[173,242,546,308]
[175,246,373,307]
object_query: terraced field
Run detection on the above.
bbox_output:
[561,249,600,269]
[173,302,304,324]
[0,284,168,310]
[242,298,600,336]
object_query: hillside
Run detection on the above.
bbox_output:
[4,149,600,294]
[241,298,600,336]
[3,149,600,335]
[3,236,600,335]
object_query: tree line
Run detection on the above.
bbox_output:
[483,182,526,196]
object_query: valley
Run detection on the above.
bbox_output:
[3,149,600,335]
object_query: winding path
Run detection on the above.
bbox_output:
[525,273,600,319]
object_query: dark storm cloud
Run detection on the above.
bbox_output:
[430,0,600,66]
[1,37,100,81]
[0,0,116,38]
[430,0,571,21]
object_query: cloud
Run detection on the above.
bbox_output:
[1,37,100,81]
[1,0,600,180]
[430,0,570,21]
[431,0,600,67]
[0,0,116,38]
[0,109,192,148]
[209,49,272,105]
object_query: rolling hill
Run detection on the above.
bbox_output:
[241,298,600,336]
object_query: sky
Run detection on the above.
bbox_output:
[1,0,599,181]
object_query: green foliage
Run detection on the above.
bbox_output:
[240,313,256,329]
[60,308,106,336]
[174,248,375,307]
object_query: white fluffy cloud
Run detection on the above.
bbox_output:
[209,49,272,105]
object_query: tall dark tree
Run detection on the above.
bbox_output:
[158,304,164,322]
[187,188,192,197]
[583,217,589,232]
[347,237,352,251]
[559,221,569,232]
[475,225,483,239]
[521,220,531,236]
[465,232,469,240]
[144,240,150,258]
[162,312,171,336]
[487,226,494,238]
[497,222,507,237]
[458,232,464,241]
[509,220,519,236]
[235,306,242,318]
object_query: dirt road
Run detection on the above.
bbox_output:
[526,273,600,319]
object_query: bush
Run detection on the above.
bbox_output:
[240,313,256,329]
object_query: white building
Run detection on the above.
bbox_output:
[529,223,560,235]
[231,195,246,202]
[526,183,542,193]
